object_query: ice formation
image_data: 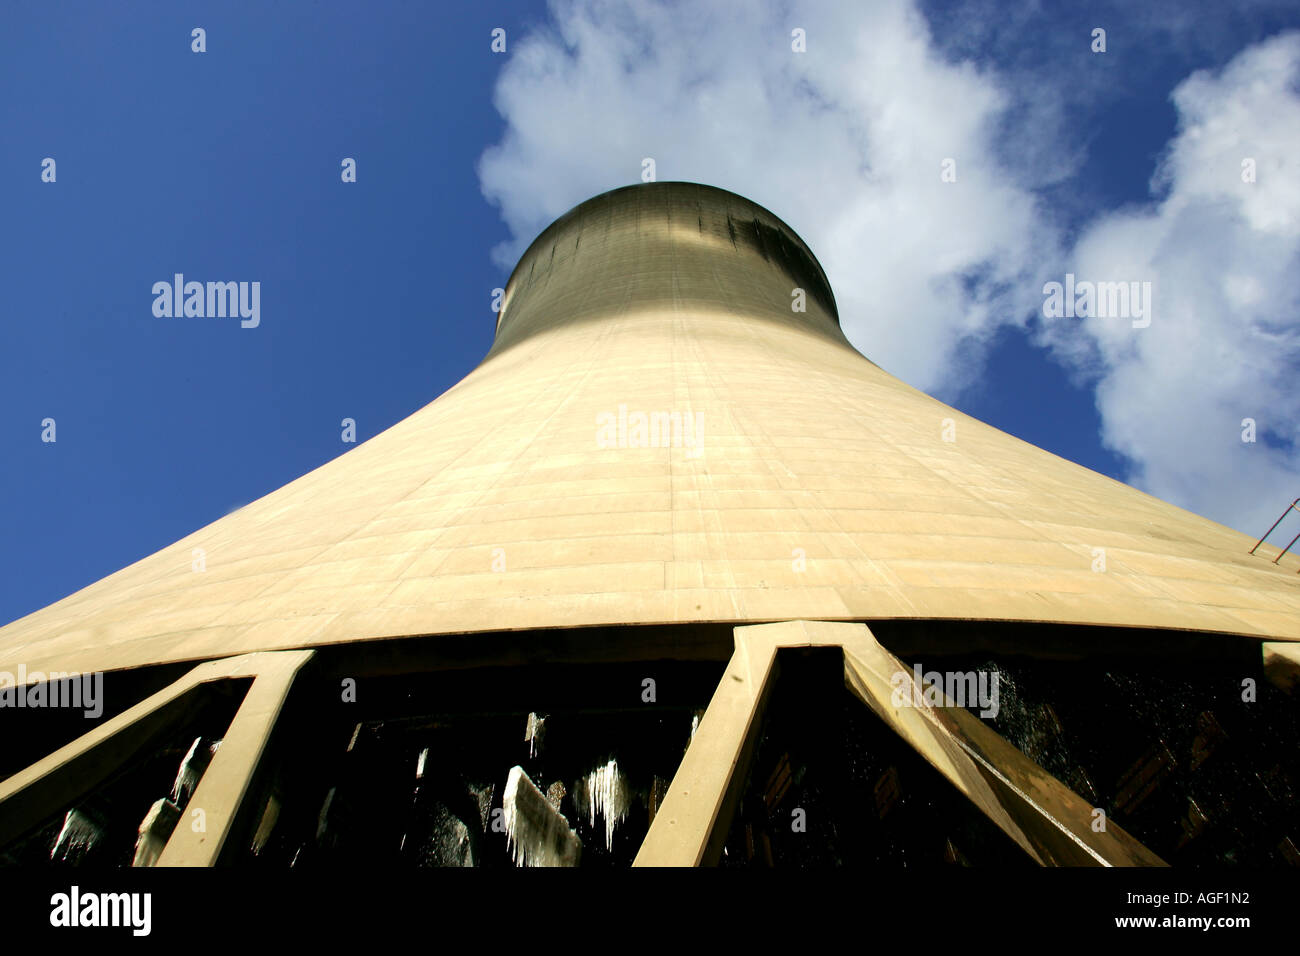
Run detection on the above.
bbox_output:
[584,759,630,851]
[502,765,581,867]
[132,798,181,867]
[249,793,280,856]
[524,712,546,758]
[170,737,220,805]
[50,808,102,863]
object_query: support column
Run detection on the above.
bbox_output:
[634,620,1164,867]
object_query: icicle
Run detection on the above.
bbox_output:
[250,794,280,856]
[584,759,630,851]
[171,737,220,805]
[50,807,103,863]
[502,766,581,867]
[315,787,336,842]
[648,775,669,826]
[469,782,495,833]
[132,798,181,867]
[416,747,429,780]
[524,712,546,758]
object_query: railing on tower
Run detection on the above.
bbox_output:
[1249,498,1300,570]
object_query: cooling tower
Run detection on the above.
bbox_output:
[1,182,1297,869]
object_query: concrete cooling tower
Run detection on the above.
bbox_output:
[1,182,1297,868]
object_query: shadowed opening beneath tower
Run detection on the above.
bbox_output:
[900,651,1300,866]
[226,660,725,867]
[717,647,1035,867]
[0,677,251,866]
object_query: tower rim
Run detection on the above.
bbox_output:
[495,181,840,338]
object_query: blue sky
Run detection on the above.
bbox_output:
[2,0,1299,628]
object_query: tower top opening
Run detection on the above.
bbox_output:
[491,182,842,353]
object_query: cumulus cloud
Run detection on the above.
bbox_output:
[1040,31,1300,535]
[479,0,1300,536]
[478,0,1054,393]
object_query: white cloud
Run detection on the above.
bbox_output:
[1043,32,1300,535]
[479,1,1300,537]
[478,0,1053,393]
